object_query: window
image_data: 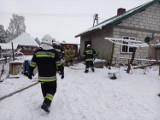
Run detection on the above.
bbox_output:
[121,36,136,53]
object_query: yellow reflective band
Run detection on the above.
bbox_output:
[45,94,53,101]
[56,61,63,66]
[86,58,94,61]
[55,49,61,52]
[30,63,36,67]
[86,50,93,54]
[30,61,37,67]
[36,54,55,58]
[38,76,57,82]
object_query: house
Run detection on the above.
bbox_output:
[0,33,39,57]
[75,0,160,64]
[9,32,38,48]
[9,32,39,55]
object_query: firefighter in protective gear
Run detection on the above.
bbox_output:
[83,44,96,73]
[64,45,75,66]
[28,34,64,113]
[53,41,65,59]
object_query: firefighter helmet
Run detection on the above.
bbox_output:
[41,34,56,45]
[53,41,61,46]
[87,44,91,47]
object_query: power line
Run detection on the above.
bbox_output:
[97,16,105,21]
[0,12,94,18]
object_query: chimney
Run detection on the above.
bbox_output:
[117,8,126,16]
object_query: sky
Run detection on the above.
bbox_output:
[0,0,152,43]
[0,55,160,120]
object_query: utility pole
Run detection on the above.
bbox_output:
[11,42,15,61]
[93,14,98,26]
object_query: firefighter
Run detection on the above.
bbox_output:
[27,34,64,113]
[53,41,65,59]
[70,45,76,62]
[83,44,96,73]
[64,45,70,66]
[64,45,76,66]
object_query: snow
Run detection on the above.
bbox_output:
[0,56,160,120]
[75,1,151,37]
[0,43,18,50]
[9,32,39,47]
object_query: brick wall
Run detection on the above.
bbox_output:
[112,2,160,62]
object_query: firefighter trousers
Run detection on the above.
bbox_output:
[85,61,94,70]
[41,81,57,107]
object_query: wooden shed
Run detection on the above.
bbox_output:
[9,61,23,75]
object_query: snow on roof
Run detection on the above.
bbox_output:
[75,0,154,37]
[0,43,18,49]
[9,33,39,47]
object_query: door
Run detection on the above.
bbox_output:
[85,41,91,48]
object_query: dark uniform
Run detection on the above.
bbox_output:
[55,45,65,59]
[83,45,96,73]
[28,47,64,112]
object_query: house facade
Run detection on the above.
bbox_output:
[0,33,39,57]
[75,0,160,63]
[9,32,39,55]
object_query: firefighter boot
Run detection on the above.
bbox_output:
[91,68,95,72]
[84,69,88,73]
[41,99,51,113]
[41,103,50,113]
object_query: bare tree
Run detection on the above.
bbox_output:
[7,14,26,38]
[0,25,7,43]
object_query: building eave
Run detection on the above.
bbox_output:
[75,0,159,38]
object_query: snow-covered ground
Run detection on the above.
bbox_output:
[0,56,160,120]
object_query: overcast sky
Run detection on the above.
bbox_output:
[0,0,152,43]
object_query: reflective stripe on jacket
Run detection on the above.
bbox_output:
[29,47,63,82]
[83,47,96,61]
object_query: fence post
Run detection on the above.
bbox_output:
[159,65,160,76]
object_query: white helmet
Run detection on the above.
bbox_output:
[41,34,56,45]
[87,44,91,47]
[53,41,61,46]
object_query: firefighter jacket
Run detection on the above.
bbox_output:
[83,47,96,61]
[55,46,65,58]
[65,48,75,58]
[29,47,64,82]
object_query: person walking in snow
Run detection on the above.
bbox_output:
[27,34,64,113]
[83,44,96,73]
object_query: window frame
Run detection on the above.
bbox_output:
[121,36,136,53]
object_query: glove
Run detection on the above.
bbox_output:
[59,71,64,79]
[28,72,34,80]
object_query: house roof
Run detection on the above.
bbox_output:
[75,0,160,38]
[0,43,18,50]
[9,32,39,47]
